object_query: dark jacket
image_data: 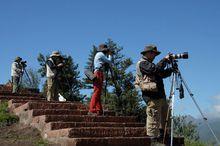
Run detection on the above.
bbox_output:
[139,56,172,100]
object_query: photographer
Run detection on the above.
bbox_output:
[46,51,64,101]
[135,45,173,138]
[88,44,112,116]
[11,57,23,93]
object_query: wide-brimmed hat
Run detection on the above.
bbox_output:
[50,51,61,57]
[97,44,109,52]
[141,45,161,55]
[14,56,22,62]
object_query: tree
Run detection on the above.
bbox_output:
[106,39,145,118]
[82,45,97,89]
[83,39,145,121]
[37,52,84,101]
[174,115,200,140]
[21,68,41,89]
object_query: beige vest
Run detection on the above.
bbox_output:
[135,58,158,92]
[46,58,57,78]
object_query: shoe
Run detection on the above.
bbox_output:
[87,112,97,116]
[97,110,103,116]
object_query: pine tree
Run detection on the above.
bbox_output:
[105,39,144,117]
[37,52,84,101]
[82,45,97,89]
[174,115,200,140]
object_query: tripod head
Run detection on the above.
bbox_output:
[168,59,185,99]
[169,59,179,73]
[20,61,27,69]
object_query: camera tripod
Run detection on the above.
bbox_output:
[163,60,220,146]
[18,67,33,91]
[103,65,122,115]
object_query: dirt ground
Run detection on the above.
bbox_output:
[0,123,58,146]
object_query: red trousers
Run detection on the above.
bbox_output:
[89,71,104,114]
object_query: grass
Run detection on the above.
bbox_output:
[34,139,50,146]
[0,101,18,124]
[0,101,50,146]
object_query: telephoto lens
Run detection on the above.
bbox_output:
[170,52,188,59]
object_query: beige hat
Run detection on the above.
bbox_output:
[50,51,61,57]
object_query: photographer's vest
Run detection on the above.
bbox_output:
[11,62,23,77]
[46,58,57,78]
[135,58,158,92]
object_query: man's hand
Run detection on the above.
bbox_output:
[57,63,64,68]
[164,53,172,61]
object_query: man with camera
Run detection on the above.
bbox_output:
[46,51,64,101]
[135,45,173,139]
[11,57,24,93]
[88,44,113,116]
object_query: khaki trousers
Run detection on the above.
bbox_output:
[12,76,20,93]
[47,77,59,101]
[146,98,169,137]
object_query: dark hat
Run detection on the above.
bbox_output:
[141,44,161,55]
[14,56,22,62]
[98,44,109,52]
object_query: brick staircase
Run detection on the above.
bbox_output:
[0,87,184,146]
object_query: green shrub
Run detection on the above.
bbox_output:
[0,101,18,125]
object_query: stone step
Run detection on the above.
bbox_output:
[0,85,40,94]
[8,99,46,111]
[0,96,44,101]
[9,99,46,103]
[33,115,137,124]
[44,122,145,131]
[0,92,42,97]
[8,103,24,111]
[8,99,46,109]
[45,136,184,146]
[45,127,146,138]
[31,109,115,117]
[13,102,87,114]
[46,136,154,146]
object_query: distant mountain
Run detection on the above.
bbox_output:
[197,118,220,144]
[181,115,220,144]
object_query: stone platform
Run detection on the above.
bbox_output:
[0,87,184,146]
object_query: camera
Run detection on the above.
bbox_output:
[170,52,188,60]
[20,61,27,68]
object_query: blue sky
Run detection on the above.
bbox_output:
[0,0,220,118]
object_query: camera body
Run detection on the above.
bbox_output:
[20,61,27,68]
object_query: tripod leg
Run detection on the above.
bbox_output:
[163,73,176,146]
[103,71,108,116]
[163,99,171,144]
[24,69,33,87]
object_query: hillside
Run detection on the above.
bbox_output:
[198,118,220,144]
